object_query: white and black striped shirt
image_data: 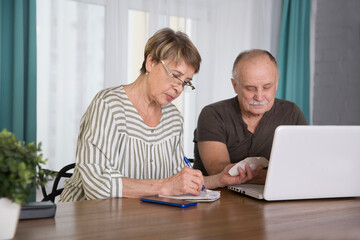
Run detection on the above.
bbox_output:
[60,86,186,201]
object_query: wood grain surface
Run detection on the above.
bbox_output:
[14,189,360,239]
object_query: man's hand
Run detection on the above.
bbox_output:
[218,163,263,187]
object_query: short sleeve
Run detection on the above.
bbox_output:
[195,105,227,144]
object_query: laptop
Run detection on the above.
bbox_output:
[228,125,360,201]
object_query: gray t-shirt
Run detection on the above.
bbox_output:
[193,97,307,175]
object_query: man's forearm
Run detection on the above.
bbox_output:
[204,161,230,175]
[198,141,231,176]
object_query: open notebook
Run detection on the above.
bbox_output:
[228,125,360,201]
[159,189,220,202]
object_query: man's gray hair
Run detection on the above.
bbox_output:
[232,49,279,80]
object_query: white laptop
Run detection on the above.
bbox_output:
[228,125,360,201]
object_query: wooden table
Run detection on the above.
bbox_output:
[14,189,360,239]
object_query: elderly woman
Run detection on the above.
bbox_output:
[60,28,249,201]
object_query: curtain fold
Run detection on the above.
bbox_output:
[0,0,37,143]
[276,0,311,123]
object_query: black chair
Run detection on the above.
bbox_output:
[41,163,75,203]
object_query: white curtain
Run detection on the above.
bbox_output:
[37,0,282,171]
[195,0,282,113]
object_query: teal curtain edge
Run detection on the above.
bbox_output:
[0,0,37,144]
[0,0,2,85]
[0,0,37,202]
[26,0,37,146]
[0,0,14,131]
[13,0,26,139]
[27,0,38,202]
[276,0,311,123]
[276,0,290,99]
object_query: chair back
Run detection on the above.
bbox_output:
[41,163,75,202]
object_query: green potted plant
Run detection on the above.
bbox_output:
[0,128,54,239]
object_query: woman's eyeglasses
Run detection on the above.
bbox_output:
[161,60,195,90]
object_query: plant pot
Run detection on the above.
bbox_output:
[0,198,21,239]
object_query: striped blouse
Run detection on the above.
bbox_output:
[59,85,186,201]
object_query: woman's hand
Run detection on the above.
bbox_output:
[159,167,204,196]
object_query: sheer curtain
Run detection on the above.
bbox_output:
[37,0,282,171]
[37,0,105,171]
[195,0,282,115]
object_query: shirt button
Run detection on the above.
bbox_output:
[151,129,155,133]
[150,159,154,163]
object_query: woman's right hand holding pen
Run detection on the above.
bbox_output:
[159,167,204,196]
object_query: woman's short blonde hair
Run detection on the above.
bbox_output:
[140,28,201,74]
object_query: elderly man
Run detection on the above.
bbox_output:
[193,49,307,184]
